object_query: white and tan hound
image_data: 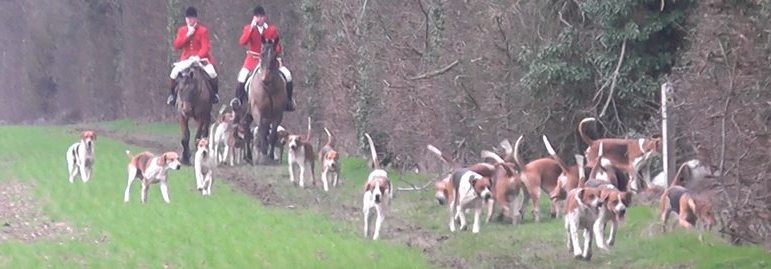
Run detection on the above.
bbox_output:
[319,127,340,192]
[287,117,316,188]
[66,130,97,183]
[564,187,604,260]
[578,117,661,190]
[362,133,392,240]
[659,163,716,231]
[124,150,182,204]
[194,138,215,196]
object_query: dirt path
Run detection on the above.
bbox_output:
[0,181,87,243]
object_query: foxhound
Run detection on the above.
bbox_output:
[564,187,604,260]
[319,127,340,192]
[287,117,316,188]
[124,150,182,204]
[362,133,392,240]
[66,130,97,183]
[194,138,215,196]
[659,163,716,231]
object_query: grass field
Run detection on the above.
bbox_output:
[0,125,433,269]
[0,121,769,269]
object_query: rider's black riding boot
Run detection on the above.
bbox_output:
[233,82,246,106]
[210,77,219,104]
[285,81,296,112]
[167,79,178,106]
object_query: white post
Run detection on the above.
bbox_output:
[661,83,676,186]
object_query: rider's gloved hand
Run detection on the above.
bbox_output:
[186,25,196,37]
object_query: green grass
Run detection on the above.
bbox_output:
[0,125,434,269]
[6,119,768,269]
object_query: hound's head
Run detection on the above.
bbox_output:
[434,175,451,205]
[158,152,182,170]
[643,136,663,155]
[276,127,290,145]
[470,174,493,201]
[692,196,716,231]
[575,187,603,209]
[81,130,96,149]
[601,189,632,222]
[365,176,390,204]
[196,138,209,150]
[287,134,303,151]
[550,179,567,202]
[324,150,339,170]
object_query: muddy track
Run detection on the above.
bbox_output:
[97,127,471,268]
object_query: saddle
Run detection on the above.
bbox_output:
[244,65,288,97]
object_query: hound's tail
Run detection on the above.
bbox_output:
[499,139,514,163]
[427,144,456,168]
[578,117,596,145]
[542,135,569,173]
[480,150,505,164]
[305,117,312,141]
[365,133,379,170]
[324,127,334,147]
[670,162,691,187]
[512,135,525,169]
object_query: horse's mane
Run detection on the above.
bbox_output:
[179,65,210,103]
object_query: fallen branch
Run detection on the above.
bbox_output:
[396,180,433,191]
[408,60,460,80]
[599,39,626,118]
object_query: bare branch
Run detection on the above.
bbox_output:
[558,1,573,28]
[359,0,369,21]
[599,39,627,118]
[408,60,460,80]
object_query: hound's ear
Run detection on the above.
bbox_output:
[575,188,585,205]
[469,176,478,187]
[600,190,610,202]
[81,131,87,140]
[92,133,97,140]
[364,182,373,192]
[621,192,633,205]
[157,154,167,166]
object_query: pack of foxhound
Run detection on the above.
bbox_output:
[67,116,718,261]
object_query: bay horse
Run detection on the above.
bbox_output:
[175,61,213,165]
[248,36,287,165]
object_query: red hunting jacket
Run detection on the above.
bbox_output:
[173,23,216,65]
[239,24,282,70]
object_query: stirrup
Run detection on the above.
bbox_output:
[166,95,176,106]
[230,98,242,108]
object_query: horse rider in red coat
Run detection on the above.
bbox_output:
[232,5,296,112]
[167,6,219,106]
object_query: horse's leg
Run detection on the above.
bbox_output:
[257,118,271,164]
[179,114,191,165]
[242,114,254,164]
[267,123,278,164]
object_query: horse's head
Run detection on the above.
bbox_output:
[175,66,208,104]
[259,26,280,81]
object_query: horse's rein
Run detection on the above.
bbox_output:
[246,50,260,58]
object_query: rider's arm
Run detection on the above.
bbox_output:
[172,26,189,50]
[197,27,210,58]
[275,35,282,55]
[238,24,252,46]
